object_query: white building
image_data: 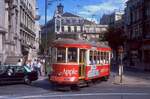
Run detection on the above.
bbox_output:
[41,3,108,45]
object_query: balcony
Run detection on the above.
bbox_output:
[5,0,13,3]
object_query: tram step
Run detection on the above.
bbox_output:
[78,80,88,87]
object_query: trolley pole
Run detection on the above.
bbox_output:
[45,0,48,75]
[118,46,124,83]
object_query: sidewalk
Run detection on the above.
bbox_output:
[112,69,150,86]
[38,76,48,81]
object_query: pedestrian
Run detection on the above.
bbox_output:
[37,60,42,76]
[17,59,22,66]
[32,59,38,71]
[26,60,33,70]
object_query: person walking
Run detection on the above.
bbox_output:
[32,59,38,71]
[17,59,22,66]
[37,60,42,76]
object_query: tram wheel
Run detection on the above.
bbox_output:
[71,85,80,91]
[102,76,109,81]
[86,80,93,87]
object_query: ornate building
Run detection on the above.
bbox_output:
[0,0,40,64]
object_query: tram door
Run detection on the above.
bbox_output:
[79,49,86,79]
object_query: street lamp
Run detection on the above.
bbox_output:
[118,46,124,83]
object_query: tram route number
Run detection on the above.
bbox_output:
[63,68,78,76]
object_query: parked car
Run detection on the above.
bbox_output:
[0,65,38,85]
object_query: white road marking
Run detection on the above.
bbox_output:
[1,92,149,99]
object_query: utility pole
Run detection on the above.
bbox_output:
[45,0,48,52]
[118,46,124,83]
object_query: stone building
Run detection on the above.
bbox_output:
[125,0,150,70]
[0,0,40,64]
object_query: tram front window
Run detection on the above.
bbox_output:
[68,48,77,63]
[57,48,66,63]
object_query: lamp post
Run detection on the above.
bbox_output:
[118,46,124,83]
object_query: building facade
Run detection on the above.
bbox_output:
[125,0,150,70]
[100,11,124,28]
[0,0,40,64]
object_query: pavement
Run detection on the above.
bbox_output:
[112,67,150,86]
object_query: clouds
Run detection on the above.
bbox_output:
[78,0,126,23]
[38,0,127,24]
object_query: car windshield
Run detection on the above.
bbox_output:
[0,66,8,74]
[24,66,32,72]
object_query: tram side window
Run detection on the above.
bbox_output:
[90,51,94,65]
[57,48,66,63]
[100,52,104,64]
[97,51,101,64]
[104,52,107,64]
[103,52,109,64]
[106,52,109,64]
[94,51,98,64]
[90,51,98,65]
[68,48,77,63]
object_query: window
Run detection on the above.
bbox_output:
[74,26,77,32]
[106,52,109,64]
[61,26,64,32]
[100,52,110,64]
[68,26,71,32]
[100,52,104,64]
[0,66,7,74]
[89,50,100,65]
[68,48,77,63]
[97,51,101,64]
[15,66,25,73]
[90,51,94,65]
[57,48,66,63]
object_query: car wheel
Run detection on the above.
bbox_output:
[24,76,31,85]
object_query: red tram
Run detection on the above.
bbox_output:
[49,38,111,88]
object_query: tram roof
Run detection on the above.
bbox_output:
[52,38,92,48]
[52,38,111,51]
[94,42,111,51]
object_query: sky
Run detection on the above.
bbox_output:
[37,0,128,25]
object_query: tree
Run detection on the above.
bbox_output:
[103,27,125,61]
[104,27,125,50]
